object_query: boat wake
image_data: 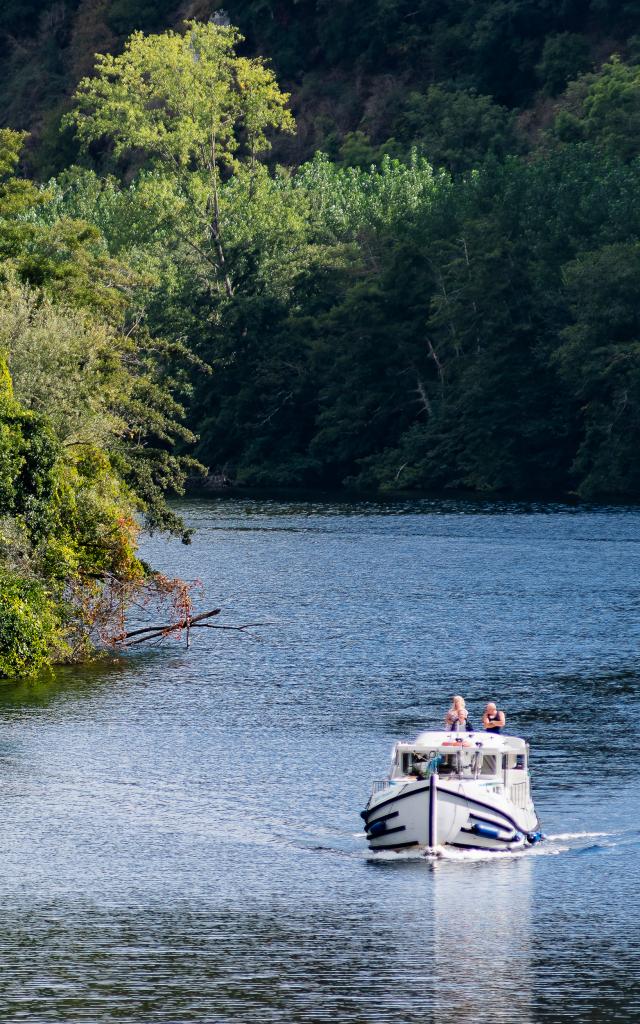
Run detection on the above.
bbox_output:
[363,829,626,864]
[365,848,425,862]
[363,843,569,864]
[426,843,569,862]
[545,831,612,841]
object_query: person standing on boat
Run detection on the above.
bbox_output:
[483,702,506,734]
[445,695,474,732]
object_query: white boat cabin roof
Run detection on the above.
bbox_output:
[404,730,527,753]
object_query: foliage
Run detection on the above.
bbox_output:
[63,20,295,297]
[0,350,59,539]
[26,19,640,508]
[550,58,640,161]
[6,12,640,679]
[337,132,402,170]
[0,569,64,678]
[0,131,200,677]
[0,286,194,676]
[392,86,520,173]
[64,21,294,167]
[555,243,640,496]
[0,128,139,320]
[178,141,640,498]
[1,0,638,176]
[536,33,592,96]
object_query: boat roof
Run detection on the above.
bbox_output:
[401,730,527,752]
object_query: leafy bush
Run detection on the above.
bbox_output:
[0,571,64,677]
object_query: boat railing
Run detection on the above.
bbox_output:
[372,779,393,794]
[509,780,529,808]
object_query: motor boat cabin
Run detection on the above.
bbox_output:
[362,730,542,853]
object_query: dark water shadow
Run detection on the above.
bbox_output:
[0,649,166,711]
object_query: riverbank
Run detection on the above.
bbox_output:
[190,479,640,510]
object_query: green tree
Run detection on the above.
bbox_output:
[0,129,138,319]
[394,86,520,173]
[0,134,209,676]
[0,281,201,675]
[0,569,64,677]
[536,33,591,96]
[556,242,640,496]
[551,57,640,161]
[0,352,67,676]
[64,20,295,297]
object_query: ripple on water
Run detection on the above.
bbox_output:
[0,497,638,1022]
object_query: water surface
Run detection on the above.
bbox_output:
[0,498,638,1022]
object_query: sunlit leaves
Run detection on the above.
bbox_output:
[63,20,295,297]
[64,20,294,170]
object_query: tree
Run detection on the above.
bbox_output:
[535,32,591,96]
[63,20,295,297]
[551,57,640,162]
[0,129,139,320]
[555,242,640,496]
[394,86,520,173]
[0,279,205,676]
[0,353,66,676]
[0,136,209,676]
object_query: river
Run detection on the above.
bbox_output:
[0,497,638,1022]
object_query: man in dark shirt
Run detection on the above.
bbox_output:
[483,702,506,734]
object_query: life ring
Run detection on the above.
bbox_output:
[442,740,472,747]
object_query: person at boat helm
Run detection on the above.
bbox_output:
[483,702,506,734]
[444,695,474,732]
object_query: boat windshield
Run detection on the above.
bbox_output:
[404,748,500,780]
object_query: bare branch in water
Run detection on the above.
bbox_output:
[117,608,222,641]
[114,609,270,647]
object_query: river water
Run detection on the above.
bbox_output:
[0,498,638,1023]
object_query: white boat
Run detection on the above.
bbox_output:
[361,730,543,853]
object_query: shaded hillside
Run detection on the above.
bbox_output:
[3,10,640,505]
[1,1,638,174]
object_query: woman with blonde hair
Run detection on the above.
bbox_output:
[445,695,474,732]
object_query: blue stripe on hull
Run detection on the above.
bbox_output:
[368,839,420,851]
[449,841,526,852]
[459,826,518,844]
[364,783,531,835]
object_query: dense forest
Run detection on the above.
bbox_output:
[2,2,640,672]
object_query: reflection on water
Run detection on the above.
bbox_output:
[0,498,638,1021]
[433,857,533,1022]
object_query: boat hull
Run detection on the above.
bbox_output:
[363,779,540,853]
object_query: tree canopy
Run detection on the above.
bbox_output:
[0,129,200,676]
[4,11,640,674]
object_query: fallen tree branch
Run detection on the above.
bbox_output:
[114,608,221,645]
[114,609,272,648]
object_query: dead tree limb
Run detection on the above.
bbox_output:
[114,608,221,645]
[113,609,272,648]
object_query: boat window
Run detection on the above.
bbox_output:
[438,755,456,775]
[404,753,429,779]
[459,750,475,776]
[481,754,497,776]
[503,752,522,770]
